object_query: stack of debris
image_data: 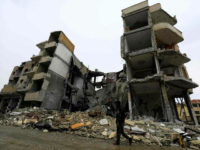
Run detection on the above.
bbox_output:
[0,108,200,149]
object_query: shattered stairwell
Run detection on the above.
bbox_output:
[0,1,200,149]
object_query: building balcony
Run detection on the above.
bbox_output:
[1,85,17,93]
[32,72,50,81]
[150,3,177,25]
[153,23,184,45]
[158,50,190,67]
[39,56,52,65]
[122,1,148,17]
[24,70,35,78]
[31,55,42,62]
[44,41,57,57]
[129,75,198,97]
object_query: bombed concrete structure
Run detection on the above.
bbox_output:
[0,1,199,125]
[121,1,198,125]
[0,31,107,113]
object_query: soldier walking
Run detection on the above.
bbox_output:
[113,72,132,145]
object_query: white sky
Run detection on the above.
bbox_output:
[0,0,199,99]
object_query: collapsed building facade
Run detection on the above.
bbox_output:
[0,31,110,112]
[121,1,198,125]
[0,1,198,125]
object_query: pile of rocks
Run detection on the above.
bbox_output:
[0,107,200,149]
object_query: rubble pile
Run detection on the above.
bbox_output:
[0,108,200,149]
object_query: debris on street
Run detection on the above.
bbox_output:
[0,107,200,149]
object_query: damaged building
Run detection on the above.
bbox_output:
[0,31,111,113]
[0,1,199,126]
[121,1,198,125]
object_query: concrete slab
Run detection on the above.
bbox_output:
[49,57,69,78]
[31,55,42,62]
[165,76,198,89]
[39,56,52,65]
[32,73,49,81]
[158,50,190,67]
[55,43,72,65]
[1,85,17,93]
[153,23,184,45]
[150,3,177,25]
[127,51,154,70]
[122,1,148,17]
[130,75,161,94]
[44,41,57,49]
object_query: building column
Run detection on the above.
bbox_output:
[170,98,179,121]
[184,91,198,126]
[154,54,160,74]
[160,83,174,122]
[126,62,134,120]
[16,97,23,109]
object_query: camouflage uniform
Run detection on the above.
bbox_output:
[114,73,132,145]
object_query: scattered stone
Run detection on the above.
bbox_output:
[47,116,54,119]
[16,120,23,126]
[24,118,38,124]
[85,121,92,126]
[0,107,199,149]
[160,123,165,127]
[171,132,179,142]
[160,127,170,132]
[134,120,145,125]
[109,131,116,139]
[131,125,146,135]
[125,119,135,126]
[43,129,48,133]
[149,129,155,133]
[142,139,151,144]
[133,135,142,142]
[102,129,108,136]
[190,140,200,146]
[173,128,185,134]
[99,119,108,125]
[9,112,22,116]
[124,125,131,130]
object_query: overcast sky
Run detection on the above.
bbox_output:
[0,0,199,99]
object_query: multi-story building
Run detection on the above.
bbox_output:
[0,31,103,112]
[121,1,198,125]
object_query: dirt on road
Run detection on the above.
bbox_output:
[0,125,184,150]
